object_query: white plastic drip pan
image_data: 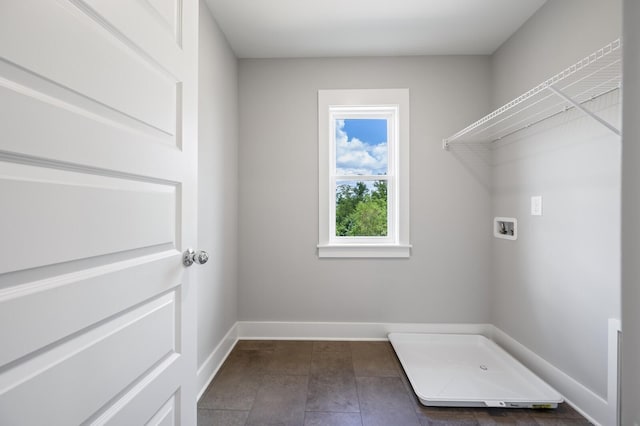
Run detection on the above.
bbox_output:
[388,333,563,409]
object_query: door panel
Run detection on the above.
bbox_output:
[80,0,183,59]
[0,0,177,134]
[0,252,180,367]
[0,0,198,424]
[1,162,176,274]
[0,58,179,174]
[146,396,177,426]
[0,293,177,426]
[98,364,181,425]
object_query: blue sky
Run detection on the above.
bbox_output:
[335,119,388,175]
[342,119,387,145]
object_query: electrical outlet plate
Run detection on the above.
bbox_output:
[531,196,542,216]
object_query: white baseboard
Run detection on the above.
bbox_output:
[607,318,621,426]
[197,320,619,426]
[236,321,491,340]
[489,323,620,426]
[196,323,238,401]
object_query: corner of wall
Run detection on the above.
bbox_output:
[196,0,241,390]
[621,0,640,424]
[489,322,621,426]
[197,323,238,400]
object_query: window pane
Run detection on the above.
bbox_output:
[335,119,388,176]
[335,180,388,237]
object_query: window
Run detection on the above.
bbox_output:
[318,89,410,258]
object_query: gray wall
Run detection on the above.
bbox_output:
[238,57,492,323]
[197,2,238,370]
[491,0,622,108]
[490,0,621,399]
[622,0,640,423]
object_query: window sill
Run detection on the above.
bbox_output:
[317,244,412,258]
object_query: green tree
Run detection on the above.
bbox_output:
[335,182,365,236]
[372,180,387,201]
[335,180,387,237]
[348,198,387,236]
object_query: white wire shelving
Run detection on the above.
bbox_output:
[442,39,622,150]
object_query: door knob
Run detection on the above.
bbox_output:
[183,248,209,267]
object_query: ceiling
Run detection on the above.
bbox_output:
[204,0,547,58]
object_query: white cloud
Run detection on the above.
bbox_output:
[335,120,387,175]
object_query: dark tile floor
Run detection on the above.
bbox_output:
[198,340,592,426]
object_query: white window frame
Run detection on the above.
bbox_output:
[329,108,397,244]
[318,89,411,258]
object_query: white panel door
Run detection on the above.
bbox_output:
[0,0,199,424]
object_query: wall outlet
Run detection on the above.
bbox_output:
[531,196,542,216]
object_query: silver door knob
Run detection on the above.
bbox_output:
[183,248,209,267]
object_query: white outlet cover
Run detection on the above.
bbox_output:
[531,196,542,216]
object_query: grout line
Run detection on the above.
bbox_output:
[352,342,365,426]
[301,363,311,422]
[196,408,250,413]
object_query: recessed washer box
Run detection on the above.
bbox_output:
[494,217,517,240]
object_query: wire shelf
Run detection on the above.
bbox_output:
[443,39,621,149]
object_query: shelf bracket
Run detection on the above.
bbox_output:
[548,85,620,136]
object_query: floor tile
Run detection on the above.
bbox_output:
[198,367,263,410]
[396,361,417,398]
[357,376,420,426]
[474,409,537,425]
[223,348,273,375]
[200,340,591,426]
[311,350,355,377]
[420,420,480,426]
[267,340,313,375]
[306,374,360,413]
[351,341,399,377]
[313,341,351,353]
[197,409,249,426]
[235,340,277,351]
[531,418,592,425]
[388,344,405,369]
[415,406,479,426]
[303,412,363,426]
[475,418,537,426]
[246,374,309,426]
